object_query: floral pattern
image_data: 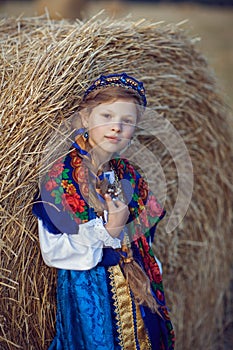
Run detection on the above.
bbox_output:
[138,177,149,201]
[43,155,88,222]
[42,151,175,349]
[61,193,86,213]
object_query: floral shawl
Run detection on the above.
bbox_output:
[33,148,175,349]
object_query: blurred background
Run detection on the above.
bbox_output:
[0,0,232,115]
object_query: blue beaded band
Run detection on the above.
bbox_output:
[83,72,147,107]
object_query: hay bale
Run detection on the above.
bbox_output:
[0,14,232,349]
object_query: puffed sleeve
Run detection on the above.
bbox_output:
[38,217,121,270]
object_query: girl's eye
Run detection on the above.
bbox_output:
[103,113,111,119]
[124,119,133,124]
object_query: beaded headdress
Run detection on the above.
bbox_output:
[83,72,147,107]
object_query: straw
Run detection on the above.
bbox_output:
[0,14,232,349]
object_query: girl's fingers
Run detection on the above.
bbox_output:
[104,193,111,201]
[104,194,117,210]
[104,194,123,210]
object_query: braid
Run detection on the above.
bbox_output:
[120,243,161,315]
[78,149,107,214]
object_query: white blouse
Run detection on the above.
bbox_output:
[38,217,162,273]
[38,217,121,271]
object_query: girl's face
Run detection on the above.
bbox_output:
[81,99,137,161]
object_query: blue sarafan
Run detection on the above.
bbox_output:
[33,144,175,349]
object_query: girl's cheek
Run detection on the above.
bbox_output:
[126,126,135,137]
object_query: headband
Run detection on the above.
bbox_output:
[83,72,147,107]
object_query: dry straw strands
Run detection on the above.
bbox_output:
[0,14,232,349]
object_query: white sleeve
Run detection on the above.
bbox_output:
[38,217,121,271]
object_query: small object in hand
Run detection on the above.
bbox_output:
[107,182,122,199]
[97,169,122,200]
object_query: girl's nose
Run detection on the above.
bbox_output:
[111,122,121,133]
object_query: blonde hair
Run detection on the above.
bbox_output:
[78,86,144,120]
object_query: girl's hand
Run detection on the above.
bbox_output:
[104,194,130,238]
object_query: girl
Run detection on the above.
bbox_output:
[33,73,175,350]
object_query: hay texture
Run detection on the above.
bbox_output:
[0,14,232,349]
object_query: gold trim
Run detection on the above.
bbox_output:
[108,265,151,349]
[135,302,152,350]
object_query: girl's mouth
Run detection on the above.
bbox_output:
[105,136,121,143]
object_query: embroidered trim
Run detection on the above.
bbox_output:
[108,265,151,349]
[135,304,152,350]
[83,73,147,107]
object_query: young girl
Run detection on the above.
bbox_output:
[33,73,175,350]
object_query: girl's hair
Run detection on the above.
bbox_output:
[77,86,145,121]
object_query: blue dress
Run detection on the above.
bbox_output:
[33,149,175,350]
